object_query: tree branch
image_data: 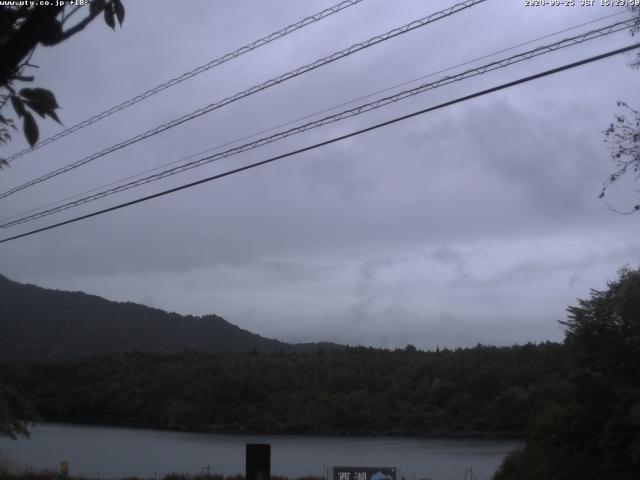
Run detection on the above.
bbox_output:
[57,2,110,43]
[60,4,84,26]
[603,201,640,215]
[0,6,62,87]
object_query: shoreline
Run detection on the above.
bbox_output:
[22,421,525,441]
[1,424,520,480]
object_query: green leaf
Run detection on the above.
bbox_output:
[45,109,62,125]
[114,0,125,26]
[104,3,116,30]
[90,0,106,15]
[23,100,62,125]
[10,96,25,117]
[23,111,38,147]
[19,88,59,111]
[24,100,46,118]
[20,88,62,126]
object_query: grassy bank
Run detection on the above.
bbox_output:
[1,472,322,480]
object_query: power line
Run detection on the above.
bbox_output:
[4,0,366,163]
[2,17,635,229]
[1,42,637,245]
[4,11,628,226]
[2,16,632,227]
[1,9,625,226]
[0,0,487,200]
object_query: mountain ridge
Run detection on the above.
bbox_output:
[0,273,342,361]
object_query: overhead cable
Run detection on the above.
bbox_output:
[1,42,638,244]
[1,17,636,229]
[0,0,487,200]
[4,0,366,163]
[2,8,625,226]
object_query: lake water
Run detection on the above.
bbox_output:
[0,423,521,480]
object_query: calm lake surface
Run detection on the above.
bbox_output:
[0,423,522,480]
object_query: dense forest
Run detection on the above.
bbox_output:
[0,274,339,360]
[0,343,564,437]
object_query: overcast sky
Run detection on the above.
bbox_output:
[1,0,639,349]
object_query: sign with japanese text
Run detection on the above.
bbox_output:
[333,467,396,480]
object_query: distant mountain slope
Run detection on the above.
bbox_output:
[0,274,337,361]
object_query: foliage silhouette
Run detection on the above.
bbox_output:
[494,267,640,479]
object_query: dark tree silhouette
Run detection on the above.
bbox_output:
[0,0,125,163]
[0,0,124,438]
[494,267,640,480]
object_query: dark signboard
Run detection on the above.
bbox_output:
[246,443,271,480]
[333,467,396,480]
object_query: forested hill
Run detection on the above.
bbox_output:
[0,344,565,437]
[0,274,339,361]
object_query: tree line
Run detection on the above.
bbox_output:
[0,342,564,438]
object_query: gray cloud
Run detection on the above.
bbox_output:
[1,0,639,349]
